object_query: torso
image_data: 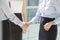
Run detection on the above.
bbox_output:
[40,0,60,18]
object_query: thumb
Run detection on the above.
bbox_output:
[22,29,27,34]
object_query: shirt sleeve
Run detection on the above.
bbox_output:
[1,0,23,27]
[54,14,60,25]
[29,0,44,23]
[29,9,42,23]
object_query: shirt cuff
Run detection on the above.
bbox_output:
[54,20,60,25]
[29,20,34,24]
[17,22,23,27]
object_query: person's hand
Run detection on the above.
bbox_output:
[21,22,32,33]
[22,22,32,33]
[21,22,29,33]
[44,21,54,31]
[25,22,32,27]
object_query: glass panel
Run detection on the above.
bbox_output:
[27,0,39,6]
[23,0,39,40]
[26,8,40,23]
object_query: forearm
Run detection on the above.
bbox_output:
[22,13,27,22]
[9,14,23,27]
[29,9,41,23]
[22,0,27,22]
[2,1,23,27]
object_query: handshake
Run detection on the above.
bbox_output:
[21,21,54,33]
[21,22,32,33]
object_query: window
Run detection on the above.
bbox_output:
[27,0,39,6]
[23,0,40,40]
[26,0,39,23]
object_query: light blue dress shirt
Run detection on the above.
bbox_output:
[30,0,60,24]
[0,0,23,27]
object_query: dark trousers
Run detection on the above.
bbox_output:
[3,13,22,40]
[39,17,57,40]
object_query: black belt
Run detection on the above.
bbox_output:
[40,17,56,25]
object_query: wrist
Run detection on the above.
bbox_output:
[29,22,32,25]
[20,22,25,27]
[47,21,55,25]
[53,21,56,25]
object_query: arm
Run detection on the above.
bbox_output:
[23,8,42,31]
[27,0,44,25]
[2,0,23,27]
[22,0,27,22]
[54,15,60,25]
[29,9,42,24]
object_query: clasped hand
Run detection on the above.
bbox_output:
[21,21,54,33]
[21,22,32,33]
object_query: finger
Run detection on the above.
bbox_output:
[22,29,27,34]
[44,28,49,31]
[44,26,49,31]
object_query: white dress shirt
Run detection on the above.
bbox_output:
[10,1,23,13]
[0,0,23,27]
[30,0,60,25]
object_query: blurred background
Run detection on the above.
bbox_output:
[0,0,60,40]
[23,0,39,40]
[23,0,60,40]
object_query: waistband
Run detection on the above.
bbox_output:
[40,17,56,25]
[41,16,55,20]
